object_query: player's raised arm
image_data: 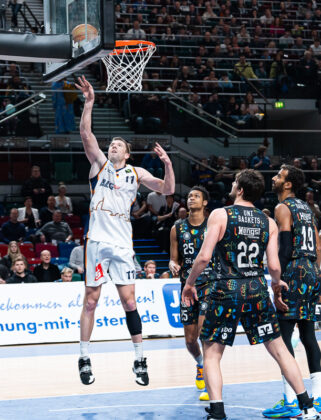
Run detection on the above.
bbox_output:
[75,76,106,168]
[169,225,181,277]
[135,143,175,194]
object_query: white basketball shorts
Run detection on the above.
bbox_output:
[84,239,136,287]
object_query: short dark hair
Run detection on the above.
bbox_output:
[257,145,266,155]
[190,185,209,202]
[111,137,131,154]
[235,169,265,202]
[281,164,305,194]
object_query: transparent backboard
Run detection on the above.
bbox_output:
[43,0,114,82]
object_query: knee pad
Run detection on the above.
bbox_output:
[125,309,142,336]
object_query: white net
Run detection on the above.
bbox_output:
[102,41,156,92]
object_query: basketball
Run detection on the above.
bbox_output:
[71,23,98,43]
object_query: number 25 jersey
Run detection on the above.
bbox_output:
[213,205,269,281]
[176,218,214,286]
[282,197,317,261]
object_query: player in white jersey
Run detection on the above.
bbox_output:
[75,76,175,386]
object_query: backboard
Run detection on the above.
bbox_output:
[43,0,114,82]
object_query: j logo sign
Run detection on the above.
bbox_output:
[162,284,183,328]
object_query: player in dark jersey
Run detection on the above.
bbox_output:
[263,164,321,418]
[169,185,213,401]
[182,169,320,420]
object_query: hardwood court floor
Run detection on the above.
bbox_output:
[0,337,315,400]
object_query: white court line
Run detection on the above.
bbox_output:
[49,403,264,413]
[0,379,283,402]
[0,379,282,402]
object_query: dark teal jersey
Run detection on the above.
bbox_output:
[213,205,269,281]
[282,197,317,261]
[176,218,214,285]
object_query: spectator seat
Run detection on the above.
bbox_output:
[58,242,77,259]
[20,243,36,259]
[35,243,59,258]
[0,243,8,257]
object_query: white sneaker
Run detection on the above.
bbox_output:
[301,406,320,419]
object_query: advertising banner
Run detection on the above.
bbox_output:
[0,279,185,345]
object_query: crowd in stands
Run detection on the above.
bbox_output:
[1,148,321,283]
[1,1,321,136]
[2,1,321,282]
[105,0,321,131]
[0,60,43,137]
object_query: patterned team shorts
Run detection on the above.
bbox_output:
[180,281,212,325]
[278,259,321,321]
[200,278,281,346]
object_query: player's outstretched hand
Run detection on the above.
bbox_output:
[169,260,181,277]
[272,279,289,312]
[182,284,198,307]
[153,142,171,166]
[75,75,95,103]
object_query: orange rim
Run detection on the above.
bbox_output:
[109,40,156,55]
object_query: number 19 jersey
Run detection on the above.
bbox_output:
[282,197,317,261]
[278,197,321,321]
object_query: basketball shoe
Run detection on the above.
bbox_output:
[262,395,301,418]
[200,388,209,401]
[301,406,320,419]
[133,357,149,386]
[205,403,227,420]
[196,364,205,390]
[78,356,95,385]
[314,397,321,413]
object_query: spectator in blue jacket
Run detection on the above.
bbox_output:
[250,146,272,171]
[141,152,163,178]
[0,208,26,244]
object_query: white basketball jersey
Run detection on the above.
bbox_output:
[87,160,138,248]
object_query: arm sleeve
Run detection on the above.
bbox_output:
[67,197,73,213]
[0,225,10,243]
[44,180,53,196]
[66,223,72,236]
[19,224,26,239]
[17,208,24,222]
[69,248,78,269]
[33,266,41,281]
[278,231,293,274]
[53,265,61,280]
[29,274,38,283]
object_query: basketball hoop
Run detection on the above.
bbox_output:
[102,40,156,92]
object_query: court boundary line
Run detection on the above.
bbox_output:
[0,379,282,402]
[49,403,264,413]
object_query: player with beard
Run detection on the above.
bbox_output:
[263,165,321,418]
[169,185,213,401]
[182,169,320,420]
[75,76,175,387]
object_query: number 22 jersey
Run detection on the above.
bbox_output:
[212,205,269,300]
